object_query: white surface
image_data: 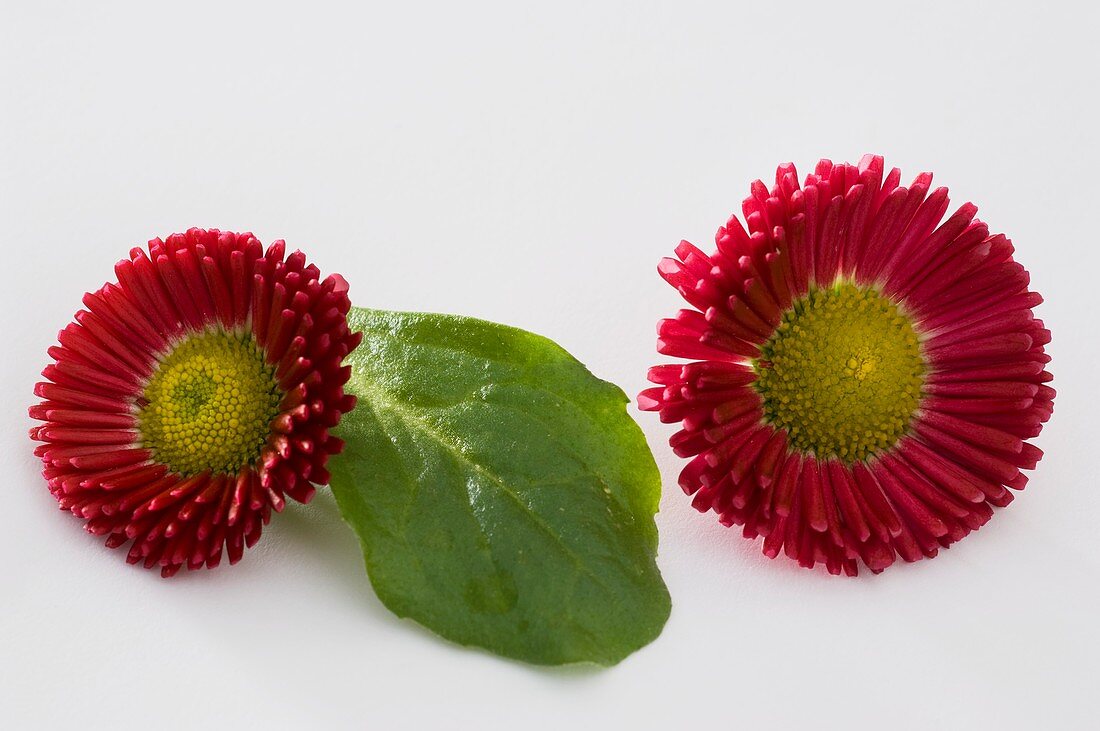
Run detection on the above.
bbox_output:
[2,2,1098,728]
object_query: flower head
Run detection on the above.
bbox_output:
[640,156,1053,575]
[30,228,361,576]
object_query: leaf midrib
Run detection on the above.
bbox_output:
[352,371,620,596]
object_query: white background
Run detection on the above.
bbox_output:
[2,2,1097,728]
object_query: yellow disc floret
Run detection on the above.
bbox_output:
[753,282,925,463]
[137,330,282,475]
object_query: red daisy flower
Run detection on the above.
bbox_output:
[640,156,1054,575]
[29,228,361,577]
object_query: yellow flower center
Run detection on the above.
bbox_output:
[137,330,282,475]
[753,282,925,463]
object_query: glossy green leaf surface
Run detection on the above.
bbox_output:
[329,307,670,666]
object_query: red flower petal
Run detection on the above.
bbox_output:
[30,228,360,577]
[643,156,1053,575]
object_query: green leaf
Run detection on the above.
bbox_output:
[328,307,670,666]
